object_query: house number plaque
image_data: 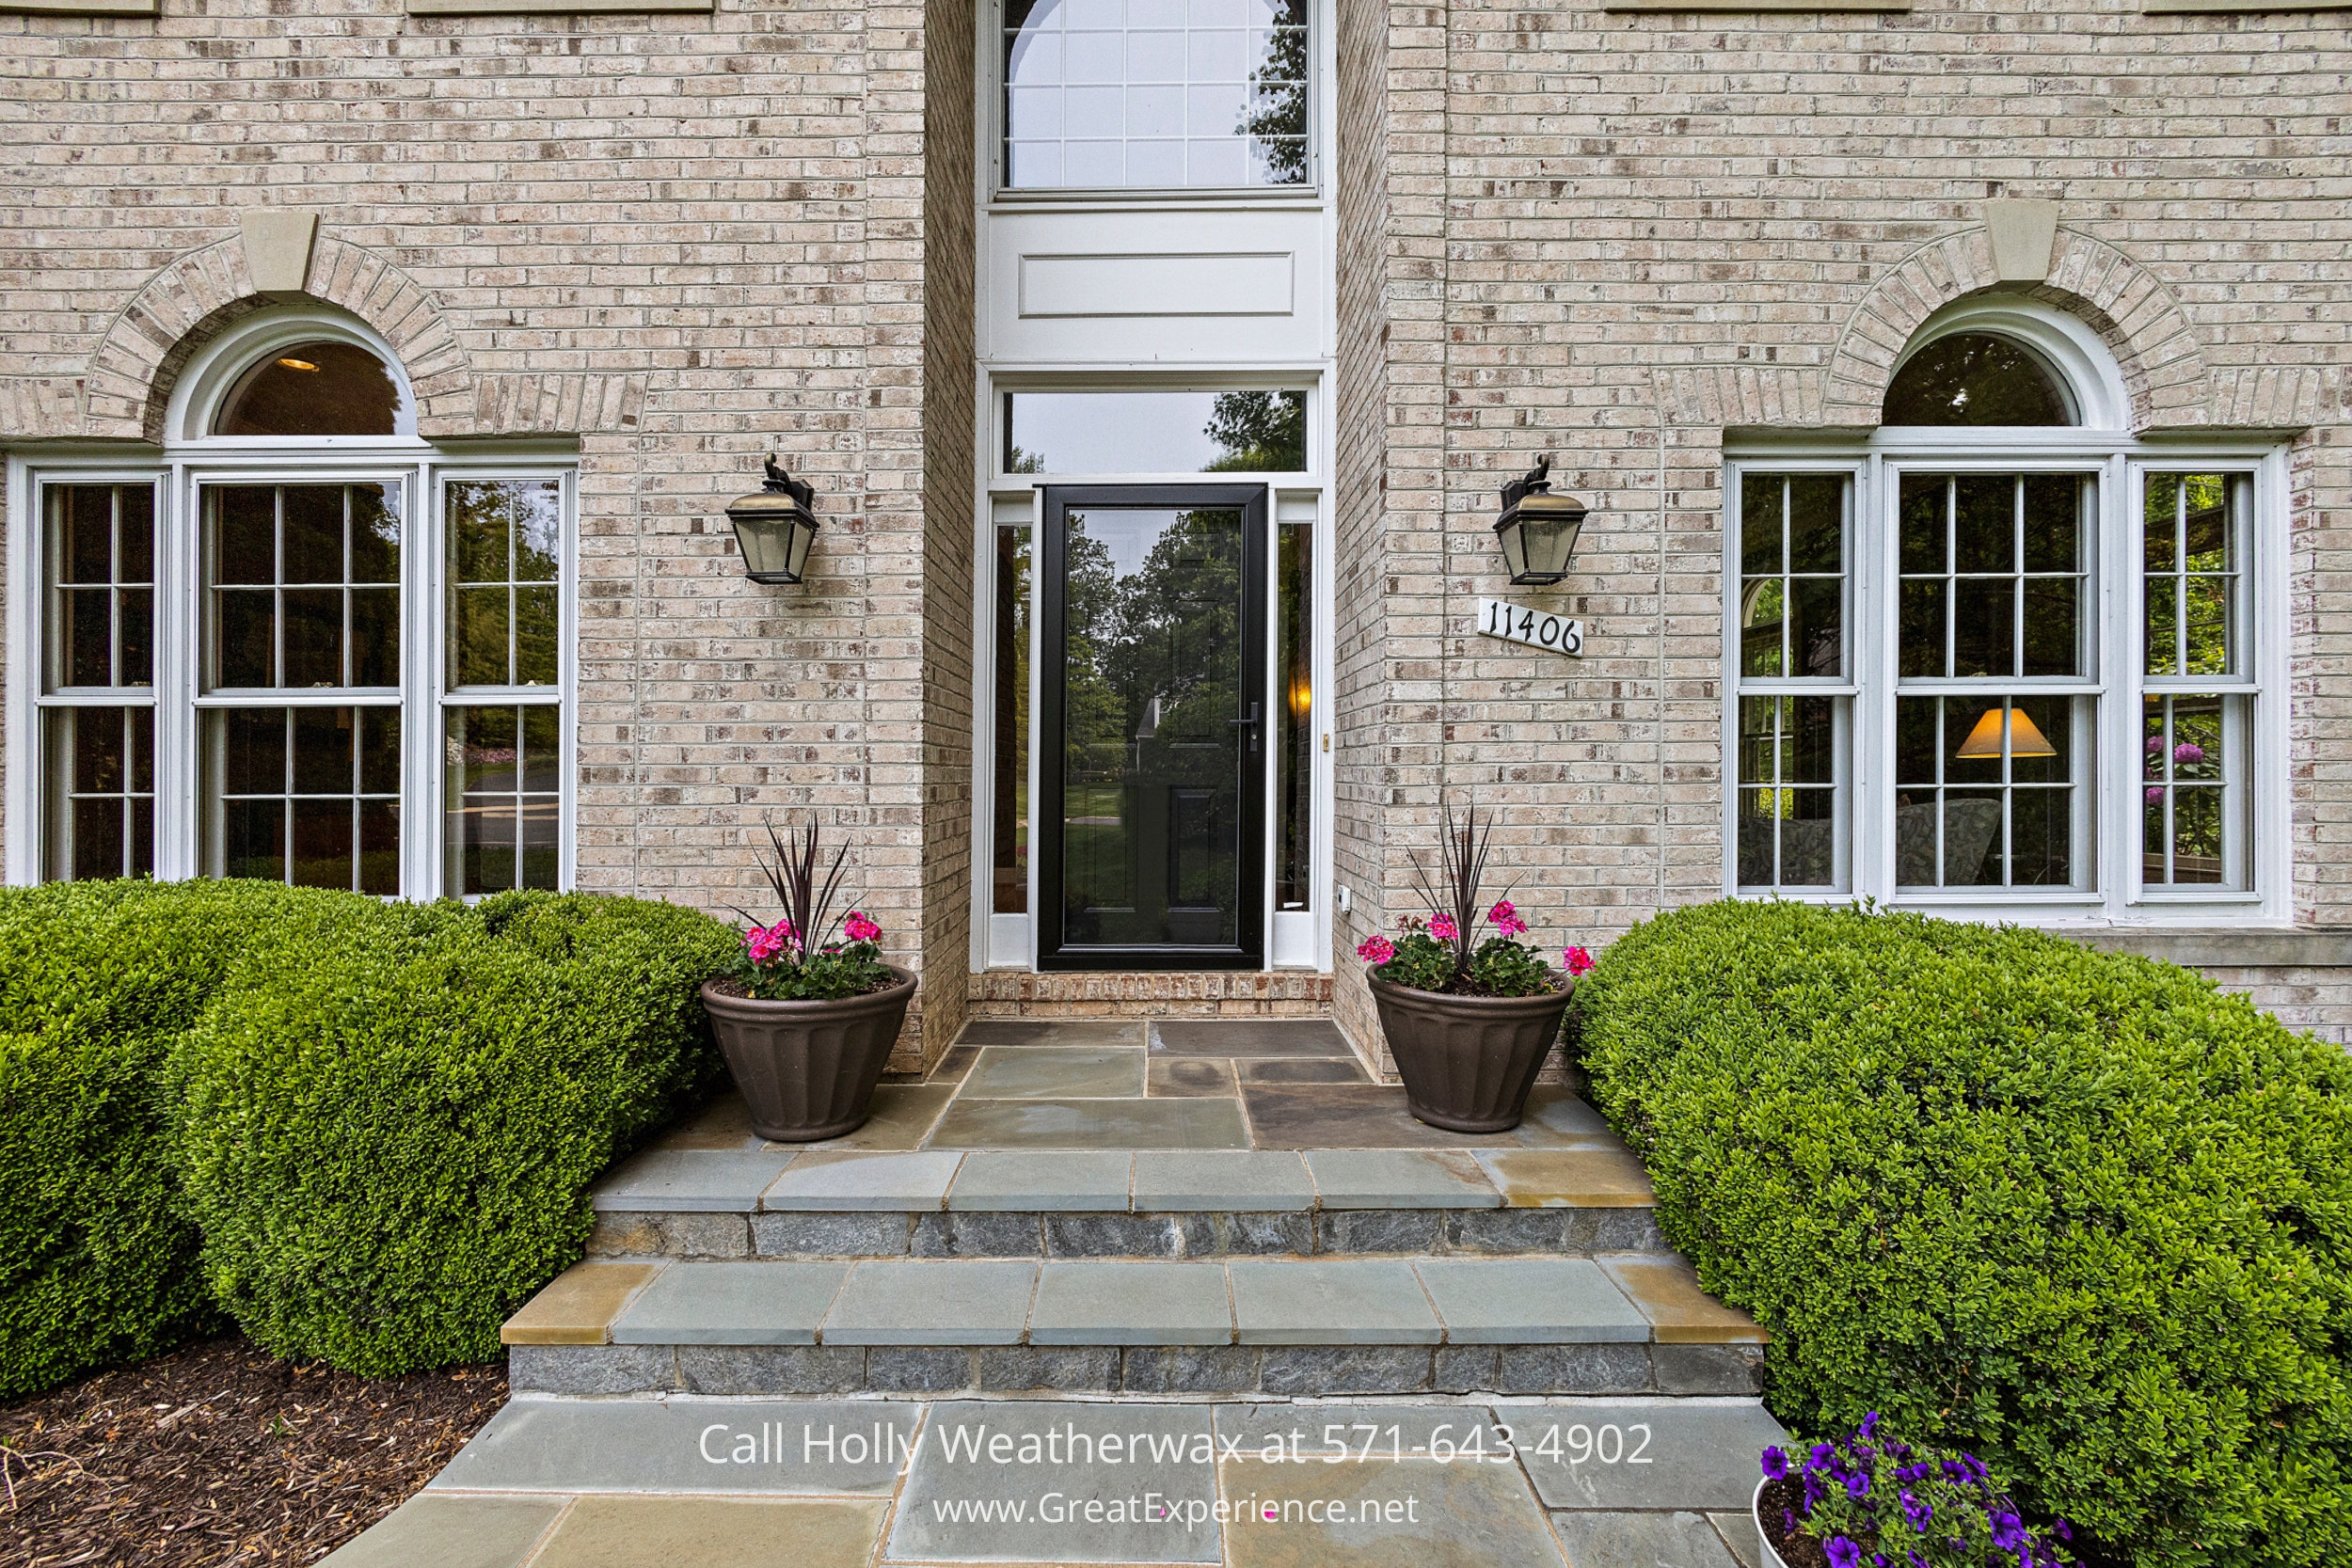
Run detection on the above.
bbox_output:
[1475,597,1583,657]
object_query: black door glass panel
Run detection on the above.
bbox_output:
[1040,486,1266,969]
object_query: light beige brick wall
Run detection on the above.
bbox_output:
[0,0,977,1061]
[1324,0,2352,1048]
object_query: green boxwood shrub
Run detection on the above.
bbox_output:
[0,879,379,1397]
[168,890,739,1375]
[1573,900,2352,1567]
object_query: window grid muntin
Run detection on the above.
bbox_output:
[1000,0,1311,193]
[42,705,156,882]
[1897,473,2090,682]
[202,704,403,895]
[1892,692,2087,891]
[202,481,404,694]
[1732,472,1852,894]
[446,477,563,693]
[44,482,156,693]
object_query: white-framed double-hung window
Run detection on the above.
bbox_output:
[7,310,578,898]
[1724,302,2285,922]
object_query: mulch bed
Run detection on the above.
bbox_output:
[0,1338,505,1568]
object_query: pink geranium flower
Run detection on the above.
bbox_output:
[745,924,787,964]
[1488,899,1529,937]
[1563,945,1596,976]
[1356,935,1395,964]
[1429,912,1458,942]
[844,911,882,942]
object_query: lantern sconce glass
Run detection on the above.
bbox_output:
[1492,454,1588,586]
[725,455,820,585]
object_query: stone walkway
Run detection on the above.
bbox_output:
[326,1394,1786,1568]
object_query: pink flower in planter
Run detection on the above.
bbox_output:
[1429,912,1458,941]
[1356,935,1395,964]
[844,911,882,942]
[1563,945,1596,976]
[1488,899,1529,937]
[745,924,788,964]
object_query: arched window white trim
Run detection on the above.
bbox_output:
[164,307,422,448]
[8,308,578,901]
[1880,295,2132,435]
[1722,299,2291,929]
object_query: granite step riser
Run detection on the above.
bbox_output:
[511,1341,1763,1401]
[592,1208,1671,1262]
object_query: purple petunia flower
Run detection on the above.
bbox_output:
[2055,1519,2074,1543]
[1761,1447,1789,1481]
[1990,1510,2029,1552]
[1859,1412,1881,1439]
[1900,1489,1932,1533]
[1802,1472,1825,1512]
[1845,1470,1872,1501]
[1824,1537,1862,1568]
[1809,1443,1836,1472]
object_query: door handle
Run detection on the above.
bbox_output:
[1228,702,1261,752]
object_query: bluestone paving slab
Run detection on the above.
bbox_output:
[590,1149,797,1212]
[1477,1148,1657,1208]
[949,1150,1133,1211]
[886,1401,1220,1563]
[317,1493,562,1568]
[1708,1511,1769,1568]
[1229,1259,1441,1345]
[1549,1508,1745,1568]
[1151,1020,1353,1057]
[1520,1089,1615,1142]
[1510,1399,1790,1510]
[1131,1151,1314,1212]
[527,1496,886,1568]
[761,1151,964,1212]
[502,1263,660,1346]
[966,1047,1149,1101]
[822,1259,1040,1345]
[1303,1150,1501,1209]
[1598,1255,1767,1344]
[609,1262,848,1346]
[651,1093,765,1151]
[1415,1259,1649,1344]
[1243,1085,1590,1150]
[1146,1056,1238,1097]
[1213,1403,1519,1455]
[1028,1263,1232,1345]
[1237,1057,1369,1085]
[798,1084,958,1150]
[929,1097,1250,1150]
[959,1019,1145,1047]
[1217,1456,1566,1568]
[429,1399,918,1495]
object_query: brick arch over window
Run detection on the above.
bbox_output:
[83,234,471,442]
[1823,229,2210,431]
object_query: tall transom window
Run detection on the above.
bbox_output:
[1000,0,1310,192]
[8,311,576,898]
[1724,301,2281,920]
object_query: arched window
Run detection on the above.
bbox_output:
[17,309,574,901]
[214,339,415,437]
[1882,331,2073,427]
[1726,297,2277,920]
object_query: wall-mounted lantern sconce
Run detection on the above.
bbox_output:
[1493,455,1587,586]
[725,456,819,584]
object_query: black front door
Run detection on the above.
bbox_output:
[1038,485,1266,970]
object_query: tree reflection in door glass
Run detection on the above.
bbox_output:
[1060,507,1245,948]
[1007,390,1305,475]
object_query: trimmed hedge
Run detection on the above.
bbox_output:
[168,890,739,1374]
[1573,900,2352,1568]
[0,880,370,1397]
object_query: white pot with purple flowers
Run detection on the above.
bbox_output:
[1754,1417,2078,1568]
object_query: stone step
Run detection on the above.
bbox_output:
[501,1254,1766,1400]
[589,1147,1668,1261]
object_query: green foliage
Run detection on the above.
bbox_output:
[1469,935,1554,998]
[1375,930,1457,992]
[0,879,369,1397]
[726,936,894,1001]
[169,891,739,1375]
[1572,899,2352,1568]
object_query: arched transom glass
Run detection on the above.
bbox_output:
[214,339,416,437]
[1882,332,2073,427]
[1004,0,1309,191]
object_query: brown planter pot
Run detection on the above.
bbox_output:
[1369,972,1574,1133]
[700,967,917,1142]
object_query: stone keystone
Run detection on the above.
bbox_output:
[1984,199,2060,285]
[239,212,320,297]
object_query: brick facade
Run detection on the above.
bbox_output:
[4,0,2349,1054]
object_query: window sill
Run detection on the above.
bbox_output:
[405,0,711,12]
[2074,928,2350,968]
[2141,0,2350,9]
